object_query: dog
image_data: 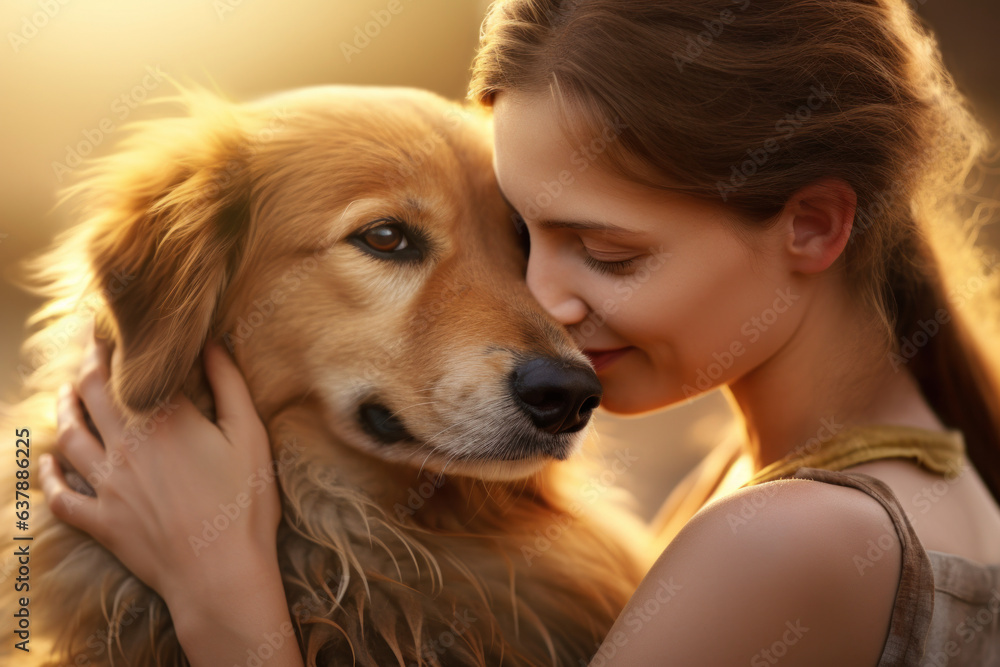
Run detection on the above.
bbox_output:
[0,85,649,666]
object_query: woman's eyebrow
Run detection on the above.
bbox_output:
[496,187,633,234]
[534,218,632,233]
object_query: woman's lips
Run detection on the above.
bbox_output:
[582,346,633,372]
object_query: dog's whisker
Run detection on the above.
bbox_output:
[415,426,466,477]
[416,450,438,478]
[419,419,468,450]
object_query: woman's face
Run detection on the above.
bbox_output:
[491,91,804,415]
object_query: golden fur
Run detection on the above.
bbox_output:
[0,86,649,666]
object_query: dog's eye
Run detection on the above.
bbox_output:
[363,225,409,253]
[349,220,424,262]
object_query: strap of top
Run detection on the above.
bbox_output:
[744,423,966,487]
[739,424,967,665]
[787,466,936,666]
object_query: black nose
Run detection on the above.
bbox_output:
[510,358,603,435]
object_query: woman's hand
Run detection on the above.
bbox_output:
[38,325,304,667]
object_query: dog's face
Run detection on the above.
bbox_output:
[83,86,601,481]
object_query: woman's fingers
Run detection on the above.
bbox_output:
[38,453,101,536]
[72,333,124,445]
[56,382,107,480]
[203,338,263,443]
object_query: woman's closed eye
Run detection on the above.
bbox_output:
[582,248,639,276]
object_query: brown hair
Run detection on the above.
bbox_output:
[469,0,1000,502]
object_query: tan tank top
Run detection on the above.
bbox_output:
[741,424,1000,666]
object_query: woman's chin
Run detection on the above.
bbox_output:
[597,374,702,416]
[596,391,673,417]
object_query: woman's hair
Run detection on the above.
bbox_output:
[469,0,1000,502]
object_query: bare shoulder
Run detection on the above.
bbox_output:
[593,479,902,666]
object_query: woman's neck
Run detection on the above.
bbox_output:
[724,273,946,473]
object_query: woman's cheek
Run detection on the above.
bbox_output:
[621,271,740,388]
[607,276,635,304]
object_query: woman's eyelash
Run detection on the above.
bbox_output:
[582,253,637,275]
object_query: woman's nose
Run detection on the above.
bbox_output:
[525,249,589,327]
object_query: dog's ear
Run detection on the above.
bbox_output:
[79,94,255,413]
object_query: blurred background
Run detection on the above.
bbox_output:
[1,0,998,520]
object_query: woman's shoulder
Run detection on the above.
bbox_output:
[686,477,905,614]
[606,477,903,666]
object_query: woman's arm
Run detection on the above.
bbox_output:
[39,326,304,667]
[164,550,299,667]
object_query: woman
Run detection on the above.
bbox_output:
[40,0,1000,664]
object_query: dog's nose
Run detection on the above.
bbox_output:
[510,358,603,435]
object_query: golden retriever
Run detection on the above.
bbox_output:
[0,86,648,666]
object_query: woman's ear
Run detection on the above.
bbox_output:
[81,94,255,413]
[781,176,857,274]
